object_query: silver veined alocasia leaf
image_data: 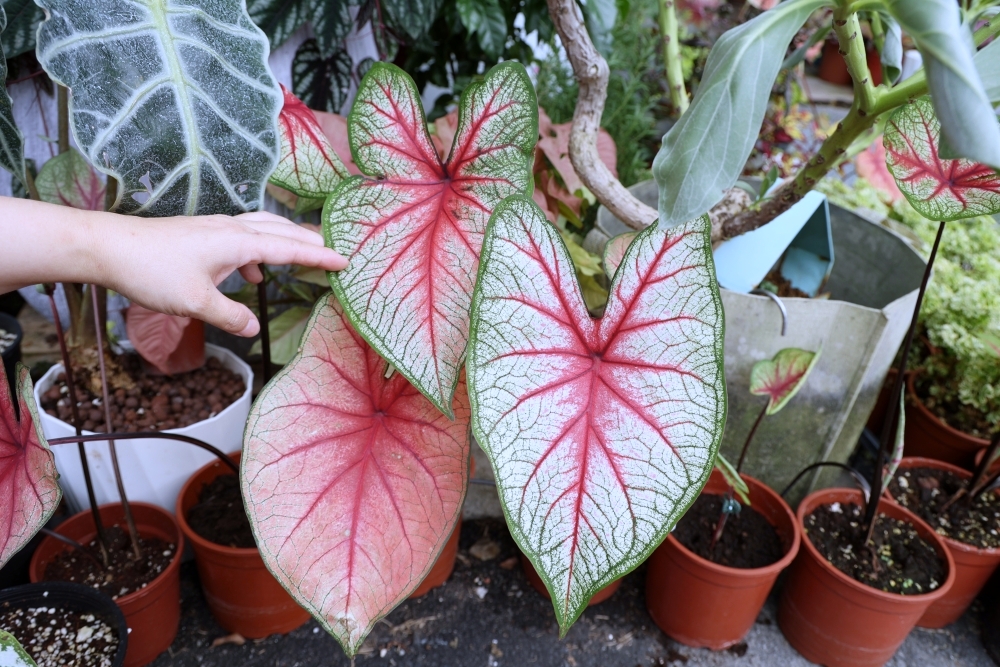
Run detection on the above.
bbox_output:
[34,0,282,216]
[35,148,106,210]
[271,85,349,214]
[0,630,36,667]
[882,0,1000,169]
[0,363,61,570]
[0,0,43,59]
[325,61,537,417]
[602,231,638,279]
[652,0,832,229]
[0,6,25,188]
[242,293,470,656]
[749,347,820,416]
[884,98,1000,222]
[468,196,726,633]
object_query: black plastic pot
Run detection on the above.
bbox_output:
[0,312,23,395]
[0,581,128,666]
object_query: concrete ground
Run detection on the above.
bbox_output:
[152,518,996,667]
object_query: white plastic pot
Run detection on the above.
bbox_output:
[34,344,253,515]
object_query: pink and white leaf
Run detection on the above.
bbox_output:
[271,85,350,202]
[749,347,820,415]
[468,196,726,632]
[35,148,105,211]
[325,62,537,415]
[313,110,361,175]
[884,98,1000,222]
[125,305,192,375]
[242,294,470,656]
[602,231,638,279]
[0,363,61,569]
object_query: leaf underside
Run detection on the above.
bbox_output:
[242,294,471,656]
[468,196,727,633]
[125,305,191,375]
[884,98,1000,222]
[35,0,282,216]
[36,148,106,210]
[748,347,819,415]
[324,61,537,415]
[0,364,61,570]
[0,6,25,187]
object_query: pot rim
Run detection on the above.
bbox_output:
[176,452,257,555]
[30,501,185,606]
[797,487,956,603]
[907,373,989,446]
[666,473,801,578]
[888,456,1000,557]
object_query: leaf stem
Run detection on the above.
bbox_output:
[257,267,273,384]
[57,86,70,154]
[736,402,768,474]
[658,0,688,116]
[47,432,239,474]
[832,9,877,114]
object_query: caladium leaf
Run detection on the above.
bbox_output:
[125,305,193,375]
[0,630,36,667]
[0,363,61,570]
[325,61,537,416]
[35,148,106,211]
[749,347,820,416]
[35,0,282,216]
[0,6,25,188]
[468,196,726,632]
[602,231,638,279]
[271,85,349,212]
[884,98,1000,222]
[292,40,353,114]
[243,294,470,656]
[248,304,311,364]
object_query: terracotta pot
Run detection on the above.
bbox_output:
[409,457,473,598]
[645,470,800,650]
[818,41,883,87]
[29,503,184,667]
[904,374,989,468]
[974,447,1000,480]
[177,453,309,638]
[885,457,1000,628]
[520,553,621,606]
[778,488,955,667]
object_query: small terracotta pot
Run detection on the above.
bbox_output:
[409,457,473,598]
[645,470,800,650]
[30,503,184,667]
[778,488,955,667]
[818,42,883,87]
[885,457,1000,628]
[520,554,620,605]
[177,453,309,638]
[904,374,989,468]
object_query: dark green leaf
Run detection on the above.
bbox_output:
[248,0,352,55]
[457,0,506,60]
[882,0,1000,169]
[382,0,443,41]
[293,40,352,113]
[0,0,43,58]
[0,5,25,188]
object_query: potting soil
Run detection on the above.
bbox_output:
[44,526,175,599]
[673,494,784,568]
[40,355,245,432]
[889,466,1000,549]
[805,502,944,595]
[187,474,256,548]
[0,604,119,667]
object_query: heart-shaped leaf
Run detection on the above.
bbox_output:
[325,61,537,416]
[749,347,820,415]
[125,305,193,375]
[36,148,106,211]
[0,363,61,570]
[242,294,471,656]
[292,40,353,114]
[0,0,43,59]
[271,85,349,214]
[35,0,282,216]
[602,231,638,279]
[247,0,351,55]
[0,630,36,667]
[884,98,1000,222]
[468,196,726,632]
[0,6,25,188]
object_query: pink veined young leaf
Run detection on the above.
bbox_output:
[748,347,820,416]
[35,148,105,211]
[324,61,537,416]
[884,97,1000,222]
[0,363,61,570]
[271,85,350,214]
[242,294,470,656]
[602,231,638,279]
[125,305,192,375]
[467,196,726,633]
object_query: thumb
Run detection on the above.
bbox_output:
[198,290,260,337]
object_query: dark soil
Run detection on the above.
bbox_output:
[40,355,245,432]
[758,268,813,299]
[914,371,992,440]
[186,474,256,548]
[43,526,175,600]
[805,502,945,595]
[889,466,1000,549]
[0,604,119,667]
[673,494,784,569]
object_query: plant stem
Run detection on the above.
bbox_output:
[23,168,40,202]
[256,267,272,384]
[709,402,769,555]
[44,285,109,565]
[658,0,688,116]
[736,403,768,474]
[48,432,239,474]
[863,221,946,542]
[967,430,1000,499]
[90,285,142,560]
[39,528,105,571]
[57,86,70,155]
[104,176,117,213]
[832,9,877,114]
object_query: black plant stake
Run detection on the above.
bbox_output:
[257,265,273,384]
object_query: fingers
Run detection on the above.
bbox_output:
[246,235,349,272]
[197,289,260,337]
[241,218,327,246]
[239,264,264,283]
